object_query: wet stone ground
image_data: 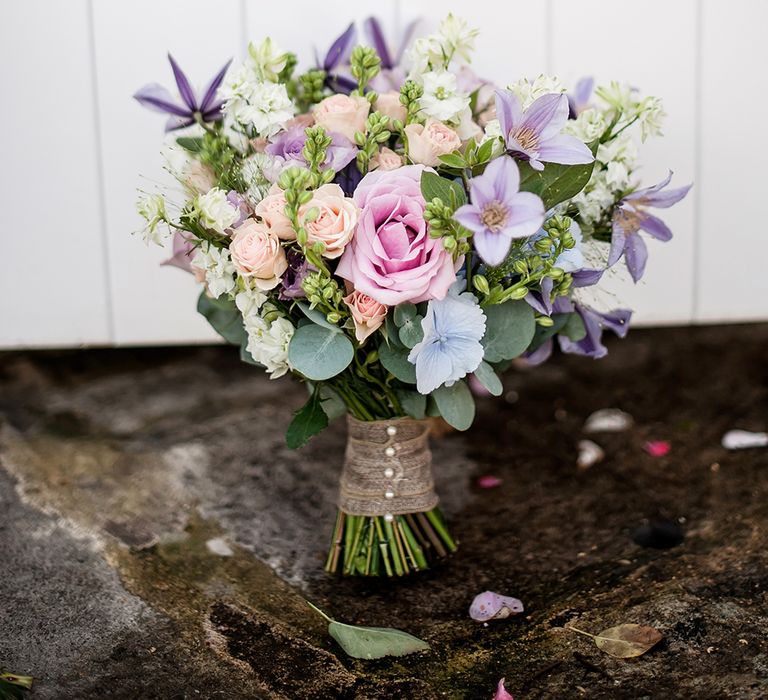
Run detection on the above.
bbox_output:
[1,324,767,699]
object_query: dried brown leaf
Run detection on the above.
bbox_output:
[568,623,663,659]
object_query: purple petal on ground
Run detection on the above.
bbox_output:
[324,22,357,71]
[469,591,524,621]
[364,17,392,68]
[494,678,515,700]
[639,212,673,241]
[624,232,648,282]
[199,58,233,113]
[168,54,197,111]
[495,90,522,143]
[134,83,190,117]
[474,230,513,267]
[536,133,594,165]
[521,93,569,141]
[608,220,628,266]
[571,268,605,287]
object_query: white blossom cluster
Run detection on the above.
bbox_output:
[236,292,294,378]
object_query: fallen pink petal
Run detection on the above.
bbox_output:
[644,440,671,457]
[494,678,514,700]
[477,475,503,489]
[470,592,524,622]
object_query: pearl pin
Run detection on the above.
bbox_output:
[386,425,397,437]
[384,490,394,499]
[384,467,395,478]
[384,513,394,522]
[385,446,396,457]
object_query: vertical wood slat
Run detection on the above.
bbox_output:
[550,0,698,326]
[697,0,768,322]
[90,0,242,345]
[0,0,112,347]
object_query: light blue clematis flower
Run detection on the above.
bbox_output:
[408,284,486,395]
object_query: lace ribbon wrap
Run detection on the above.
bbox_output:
[338,415,439,516]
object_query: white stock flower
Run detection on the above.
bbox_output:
[418,71,470,122]
[605,161,630,190]
[192,244,236,299]
[481,119,506,157]
[563,107,607,143]
[595,81,635,114]
[508,74,565,110]
[597,132,638,166]
[197,188,239,234]
[235,285,268,318]
[136,193,167,245]
[406,36,445,76]
[247,37,289,82]
[438,14,479,64]
[221,69,294,137]
[636,95,665,140]
[243,308,294,378]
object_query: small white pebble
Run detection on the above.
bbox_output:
[584,408,633,433]
[206,537,234,557]
[722,429,768,450]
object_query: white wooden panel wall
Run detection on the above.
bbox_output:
[1,0,766,347]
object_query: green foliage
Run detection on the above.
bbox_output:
[197,292,246,345]
[288,323,354,381]
[0,671,33,700]
[432,380,475,430]
[355,111,392,175]
[481,300,536,362]
[195,128,247,192]
[350,45,381,97]
[518,143,598,210]
[399,80,424,125]
[398,316,424,349]
[176,136,203,153]
[473,361,503,396]
[286,387,329,449]
[420,171,467,209]
[397,390,427,419]
[378,342,416,384]
[561,312,587,341]
[393,303,417,327]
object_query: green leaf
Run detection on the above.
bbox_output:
[398,315,424,349]
[285,388,329,449]
[328,621,429,659]
[393,302,417,327]
[432,380,475,430]
[176,136,204,153]
[481,301,536,362]
[475,138,495,164]
[473,361,503,396]
[561,312,587,341]
[197,292,246,346]
[288,324,354,380]
[437,153,467,169]
[385,313,406,349]
[420,171,467,208]
[317,384,347,421]
[398,390,427,419]
[518,146,597,210]
[378,342,416,384]
[297,302,339,331]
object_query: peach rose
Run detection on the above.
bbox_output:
[299,184,358,259]
[344,290,387,343]
[286,113,315,130]
[370,147,403,172]
[313,94,370,141]
[229,219,288,290]
[374,91,407,124]
[405,119,462,167]
[254,184,295,240]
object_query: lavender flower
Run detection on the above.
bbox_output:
[364,16,418,92]
[279,250,312,300]
[161,230,196,273]
[609,172,692,282]
[408,285,487,394]
[319,23,358,93]
[495,90,594,171]
[568,76,594,118]
[134,55,231,131]
[454,156,545,266]
[266,126,357,173]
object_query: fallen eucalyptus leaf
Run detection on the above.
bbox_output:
[584,408,633,433]
[493,677,514,700]
[577,439,604,470]
[307,601,429,659]
[469,591,524,622]
[722,429,768,450]
[568,623,663,658]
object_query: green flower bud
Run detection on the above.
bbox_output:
[473,274,490,295]
[303,206,320,223]
[548,266,564,280]
[536,316,555,327]
[442,237,457,251]
[507,287,529,300]
[326,312,341,324]
[513,260,528,275]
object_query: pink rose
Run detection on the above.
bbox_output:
[370,147,403,172]
[313,94,370,141]
[229,219,288,290]
[299,184,358,259]
[374,91,407,124]
[336,165,459,306]
[405,119,462,167]
[343,290,387,343]
[254,184,295,240]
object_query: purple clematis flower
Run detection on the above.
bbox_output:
[279,250,313,301]
[265,125,357,173]
[134,55,231,131]
[495,90,594,171]
[364,16,418,92]
[568,76,594,118]
[454,156,545,266]
[161,229,196,273]
[318,22,358,94]
[610,172,692,282]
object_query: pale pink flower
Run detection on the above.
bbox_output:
[370,147,403,171]
[253,184,295,241]
[405,119,462,167]
[313,94,370,141]
[229,219,287,290]
[300,184,358,259]
[343,290,387,343]
[374,91,407,123]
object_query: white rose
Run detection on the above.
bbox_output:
[197,188,239,234]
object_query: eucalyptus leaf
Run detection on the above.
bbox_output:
[432,380,475,430]
[285,388,328,449]
[317,384,347,421]
[561,312,587,342]
[288,324,354,381]
[399,316,424,349]
[197,292,247,346]
[328,621,430,659]
[393,302,417,327]
[398,390,427,419]
[481,301,536,362]
[297,302,340,332]
[518,147,597,210]
[568,624,663,659]
[378,343,417,384]
[473,361,503,396]
[385,313,406,349]
[420,171,467,207]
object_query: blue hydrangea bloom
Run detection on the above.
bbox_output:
[408,285,486,394]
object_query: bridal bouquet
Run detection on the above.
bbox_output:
[135,15,689,577]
